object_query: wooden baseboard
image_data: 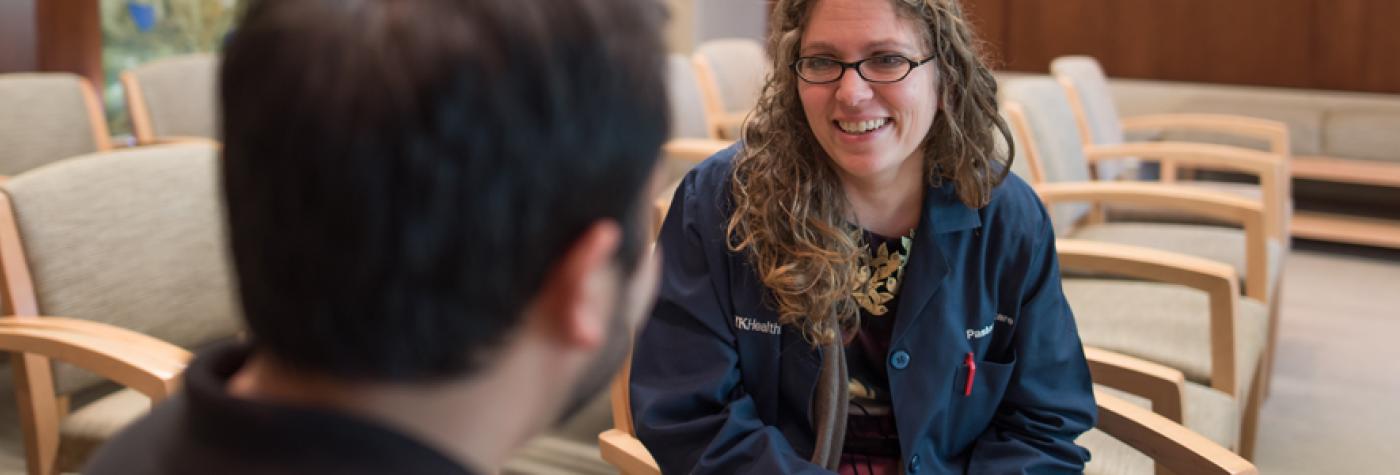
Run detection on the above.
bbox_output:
[1291,211,1400,249]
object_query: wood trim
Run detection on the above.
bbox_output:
[1291,155,1400,188]
[1083,346,1186,424]
[599,428,661,475]
[0,190,40,317]
[77,76,111,151]
[1040,181,1271,302]
[1120,113,1290,157]
[12,352,57,475]
[1095,389,1258,475]
[1056,239,1242,397]
[663,138,732,165]
[0,318,190,399]
[608,349,636,435]
[690,53,733,140]
[121,71,155,145]
[35,0,103,89]
[1085,141,1288,243]
[1001,102,1047,185]
[1056,76,1095,150]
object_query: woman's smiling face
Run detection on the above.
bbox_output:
[797,0,938,183]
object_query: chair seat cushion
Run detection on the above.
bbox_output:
[1066,279,1268,401]
[56,387,149,472]
[1069,222,1285,295]
[1082,382,1241,474]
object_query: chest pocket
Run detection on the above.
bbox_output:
[945,349,1018,451]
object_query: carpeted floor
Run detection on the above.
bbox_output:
[1251,242,1400,474]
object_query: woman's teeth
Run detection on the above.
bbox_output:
[837,118,890,134]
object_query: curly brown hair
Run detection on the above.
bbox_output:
[726,0,1013,345]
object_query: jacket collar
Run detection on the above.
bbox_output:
[890,182,979,343]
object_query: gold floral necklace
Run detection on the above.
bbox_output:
[851,229,914,316]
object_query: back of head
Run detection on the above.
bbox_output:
[221,0,669,381]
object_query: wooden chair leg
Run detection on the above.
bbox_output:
[13,353,61,475]
[1261,275,1283,402]
[1237,364,1266,461]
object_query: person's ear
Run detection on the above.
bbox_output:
[532,220,622,350]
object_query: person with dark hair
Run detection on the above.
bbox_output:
[85,0,669,473]
[630,0,1095,473]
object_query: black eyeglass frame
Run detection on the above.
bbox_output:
[791,55,936,84]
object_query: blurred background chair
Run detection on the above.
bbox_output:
[691,38,768,141]
[0,73,112,178]
[120,53,220,146]
[1003,86,1274,457]
[0,143,238,475]
[1001,78,1283,310]
[1050,56,1292,246]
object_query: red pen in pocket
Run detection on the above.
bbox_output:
[964,352,976,397]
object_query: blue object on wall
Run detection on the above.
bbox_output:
[128,2,157,32]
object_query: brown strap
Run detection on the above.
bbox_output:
[809,336,848,470]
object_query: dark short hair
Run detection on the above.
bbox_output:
[220,0,669,380]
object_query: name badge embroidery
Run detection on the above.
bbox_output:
[735,315,782,335]
[967,314,1014,340]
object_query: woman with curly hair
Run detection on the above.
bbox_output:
[630,0,1096,472]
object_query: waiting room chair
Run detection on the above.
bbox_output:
[1051,57,1292,400]
[120,53,220,145]
[692,38,769,141]
[0,73,112,177]
[1002,78,1283,306]
[1003,90,1272,457]
[1050,56,1291,242]
[0,143,240,475]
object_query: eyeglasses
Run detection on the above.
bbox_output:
[792,55,934,84]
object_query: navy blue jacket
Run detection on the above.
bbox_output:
[630,146,1096,474]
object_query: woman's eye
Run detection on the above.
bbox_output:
[872,55,907,67]
[806,58,839,70]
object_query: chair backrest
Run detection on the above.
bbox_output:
[1000,77,1093,235]
[692,38,768,138]
[0,73,111,176]
[668,54,712,141]
[121,53,220,144]
[0,143,240,397]
[1050,56,1138,181]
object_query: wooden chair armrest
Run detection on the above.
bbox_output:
[599,428,660,475]
[1058,239,1242,396]
[1121,113,1289,156]
[1036,181,1263,226]
[0,317,192,401]
[1039,181,1271,302]
[1095,389,1258,475]
[1084,142,1283,178]
[1084,346,1186,423]
[663,138,733,165]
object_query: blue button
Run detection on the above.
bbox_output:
[908,454,921,473]
[890,350,910,370]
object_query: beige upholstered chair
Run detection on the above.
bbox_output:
[1003,85,1273,457]
[1001,78,1284,305]
[1051,57,1292,401]
[121,53,220,145]
[692,38,769,140]
[1050,56,1292,242]
[663,54,735,184]
[0,73,112,177]
[0,143,240,475]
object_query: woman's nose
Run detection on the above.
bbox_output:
[834,69,874,107]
